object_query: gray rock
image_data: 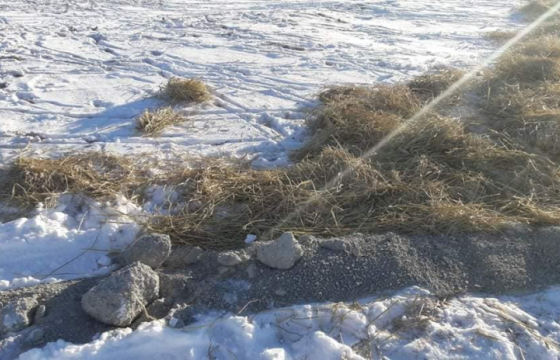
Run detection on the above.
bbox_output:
[33,305,46,324]
[121,233,172,269]
[217,251,250,267]
[298,234,317,246]
[164,246,204,269]
[169,317,185,329]
[0,298,38,335]
[81,262,159,327]
[28,328,45,342]
[257,232,304,270]
[245,263,258,279]
[131,298,173,329]
[320,239,347,252]
[320,238,362,256]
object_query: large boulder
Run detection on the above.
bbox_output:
[0,298,38,335]
[257,232,304,270]
[82,262,159,327]
[120,233,172,269]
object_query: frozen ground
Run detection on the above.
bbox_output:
[0,0,520,167]
[17,286,560,360]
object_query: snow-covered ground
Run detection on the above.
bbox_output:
[17,286,560,360]
[0,0,519,167]
[0,195,141,290]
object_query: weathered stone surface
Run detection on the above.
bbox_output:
[164,246,204,269]
[257,232,303,270]
[245,263,258,279]
[121,233,172,269]
[0,298,38,335]
[33,305,46,324]
[320,239,347,252]
[217,251,250,267]
[81,262,159,327]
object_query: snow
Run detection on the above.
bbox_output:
[244,234,257,244]
[0,195,141,290]
[17,286,560,360]
[0,0,521,167]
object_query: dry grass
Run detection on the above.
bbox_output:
[137,107,188,136]
[485,30,518,43]
[318,84,421,118]
[517,36,560,58]
[0,153,141,207]
[519,0,555,20]
[161,77,212,103]
[491,53,560,84]
[478,17,560,159]
[408,68,464,101]
[296,84,420,160]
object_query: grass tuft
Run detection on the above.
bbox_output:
[408,68,464,101]
[161,77,212,103]
[484,30,518,43]
[492,54,560,84]
[137,107,188,136]
[517,35,560,58]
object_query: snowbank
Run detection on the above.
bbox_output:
[18,287,560,359]
[0,196,141,290]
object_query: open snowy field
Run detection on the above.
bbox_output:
[0,0,520,167]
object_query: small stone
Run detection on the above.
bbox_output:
[275,289,287,296]
[298,235,316,246]
[218,266,233,275]
[169,317,184,328]
[164,246,204,269]
[246,263,258,279]
[33,305,46,324]
[217,251,250,267]
[28,328,45,342]
[320,239,347,252]
[257,232,304,270]
[120,233,172,269]
[82,262,159,327]
[0,298,38,335]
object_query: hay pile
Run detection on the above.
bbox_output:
[161,77,212,103]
